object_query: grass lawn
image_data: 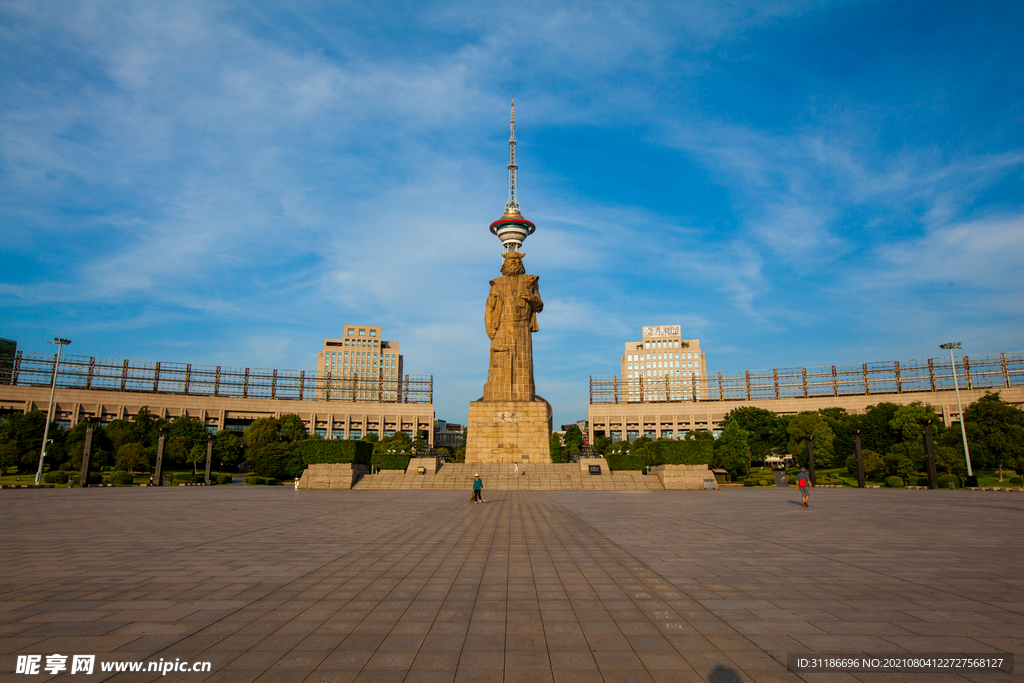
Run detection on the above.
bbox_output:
[1,467,237,487]
[822,467,1024,489]
[974,470,1024,488]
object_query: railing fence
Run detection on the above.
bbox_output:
[590,352,1023,404]
[0,352,433,404]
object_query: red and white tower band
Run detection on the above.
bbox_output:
[489,98,536,253]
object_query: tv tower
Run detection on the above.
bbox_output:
[489,98,536,253]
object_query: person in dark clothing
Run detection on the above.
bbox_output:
[473,474,483,503]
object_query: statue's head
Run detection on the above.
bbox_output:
[501,250,526,276]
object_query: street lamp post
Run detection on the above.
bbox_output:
[35,337,71,485]
[940,342,973,478]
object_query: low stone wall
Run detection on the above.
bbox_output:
[651,464,718,490]
[406,457,439,475]
[579,458,611,476]
[296,463,368,490]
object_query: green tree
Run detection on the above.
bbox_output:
[859,403,902,454]
[549,433,563,463]
[168,415,208,454]
[0,441,18,475]
[116,442,147,474]
[882,449,916,483]
[387,431,412,452]
[958,392,1024,471]
[213,431,242,469]
[847,448,888,481]
[131,406,164,448]
[845,448,884,479]
[165,438,188,469]
[818,407,857,465]
[888,402,944,445]
[278,414,309,442]
[103,419,138,452]
[0,410,68,474]
[721,406,785,459]
[564,425,584,456]
[244,417,281,460]
[887,441,925,474]
[187,443,206,475]
[713,421,750,480]
[787,412,835,468]
[63,420,113,471]
[935,445,964,476]
[594,436,611,455]
[250,441,300,480]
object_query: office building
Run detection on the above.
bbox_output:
[318,325,403,402]
[620,325,706,402]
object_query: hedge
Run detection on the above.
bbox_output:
[44,471,69,484]
[607,454,646,471]
[245,476,279,485]
[885,476,905,488]
[368,454,412,471]
[648,440,714,465]
[106,471,135,486]
[298,439,373,466]
[938,473,961,488]
[68,473,104,485]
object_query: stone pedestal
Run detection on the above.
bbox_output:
[406,457,439,475]
[465,398,552,464]
[579,458,611,476]
[651,464,718,490]
[296,463,368,490]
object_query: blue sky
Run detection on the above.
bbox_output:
[1,1,1022,429]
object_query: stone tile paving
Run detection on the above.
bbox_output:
[551,487,1024,682]
[0,486,1020,682]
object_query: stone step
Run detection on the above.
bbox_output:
[349,460,666,491]
[351,472,663,491]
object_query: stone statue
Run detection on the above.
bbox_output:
[482,251,543,402]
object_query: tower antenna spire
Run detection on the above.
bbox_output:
[506,98,519,214]
[489,97,535,253]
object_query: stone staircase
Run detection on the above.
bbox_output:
[351,462,664,491]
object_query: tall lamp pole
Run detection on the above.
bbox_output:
[940,342,972,477]
[35,337,72,485]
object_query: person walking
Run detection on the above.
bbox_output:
[473,474,484,503]
[514,463,519,476]
[797,469,811,507]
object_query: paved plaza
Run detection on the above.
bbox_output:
[1,486,1022,683]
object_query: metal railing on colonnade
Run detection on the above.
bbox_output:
[1,351,433,404]
[590,351,1024,405]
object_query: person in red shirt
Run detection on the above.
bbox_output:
[797,469,811,507]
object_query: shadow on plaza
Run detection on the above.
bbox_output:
[709,664,743,683]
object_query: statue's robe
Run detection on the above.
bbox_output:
[482,272,543,402]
